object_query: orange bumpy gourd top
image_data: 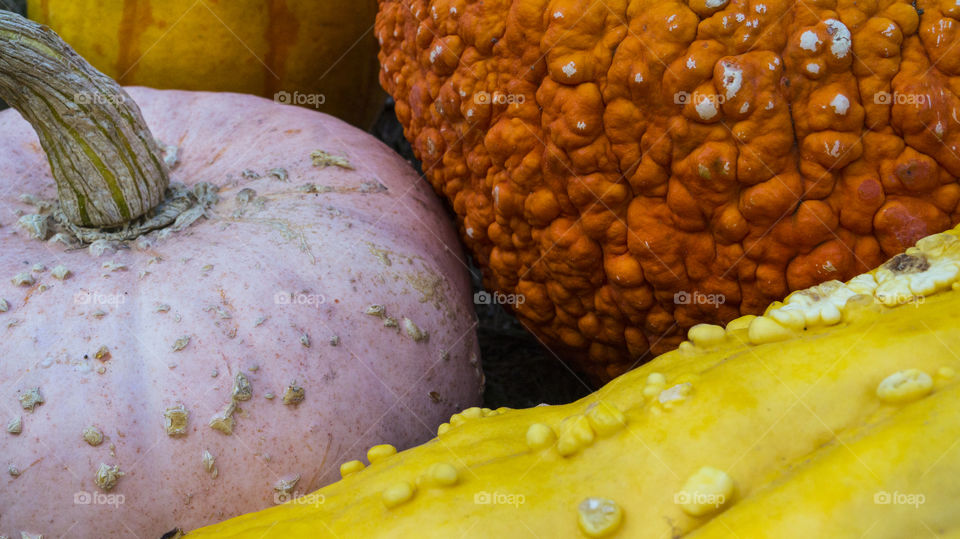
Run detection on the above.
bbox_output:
[377,0,960,381]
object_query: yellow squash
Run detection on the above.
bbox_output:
[28,0,384,128]
[187,227,960,538]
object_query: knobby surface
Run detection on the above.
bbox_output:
[376,101,593,406]
[377,0,960,382]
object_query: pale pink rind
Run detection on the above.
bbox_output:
[0,88,481,537]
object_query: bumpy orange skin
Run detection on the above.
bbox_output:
[377,0,960,381]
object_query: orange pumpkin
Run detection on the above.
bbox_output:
[28,0,385,128]
[376,0,960,381]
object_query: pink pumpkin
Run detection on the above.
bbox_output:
[0,13,481,538]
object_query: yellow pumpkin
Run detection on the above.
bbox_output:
[27,0,384,128]
[185,225,960,537]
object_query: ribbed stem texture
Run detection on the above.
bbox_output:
[0,11,168,227]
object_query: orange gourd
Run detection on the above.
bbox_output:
[376,0,960,381]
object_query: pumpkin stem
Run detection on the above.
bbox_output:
[0,11,168,228]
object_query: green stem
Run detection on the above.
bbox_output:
[0,11,168,228]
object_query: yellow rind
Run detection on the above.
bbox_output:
[189,227,960,538]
